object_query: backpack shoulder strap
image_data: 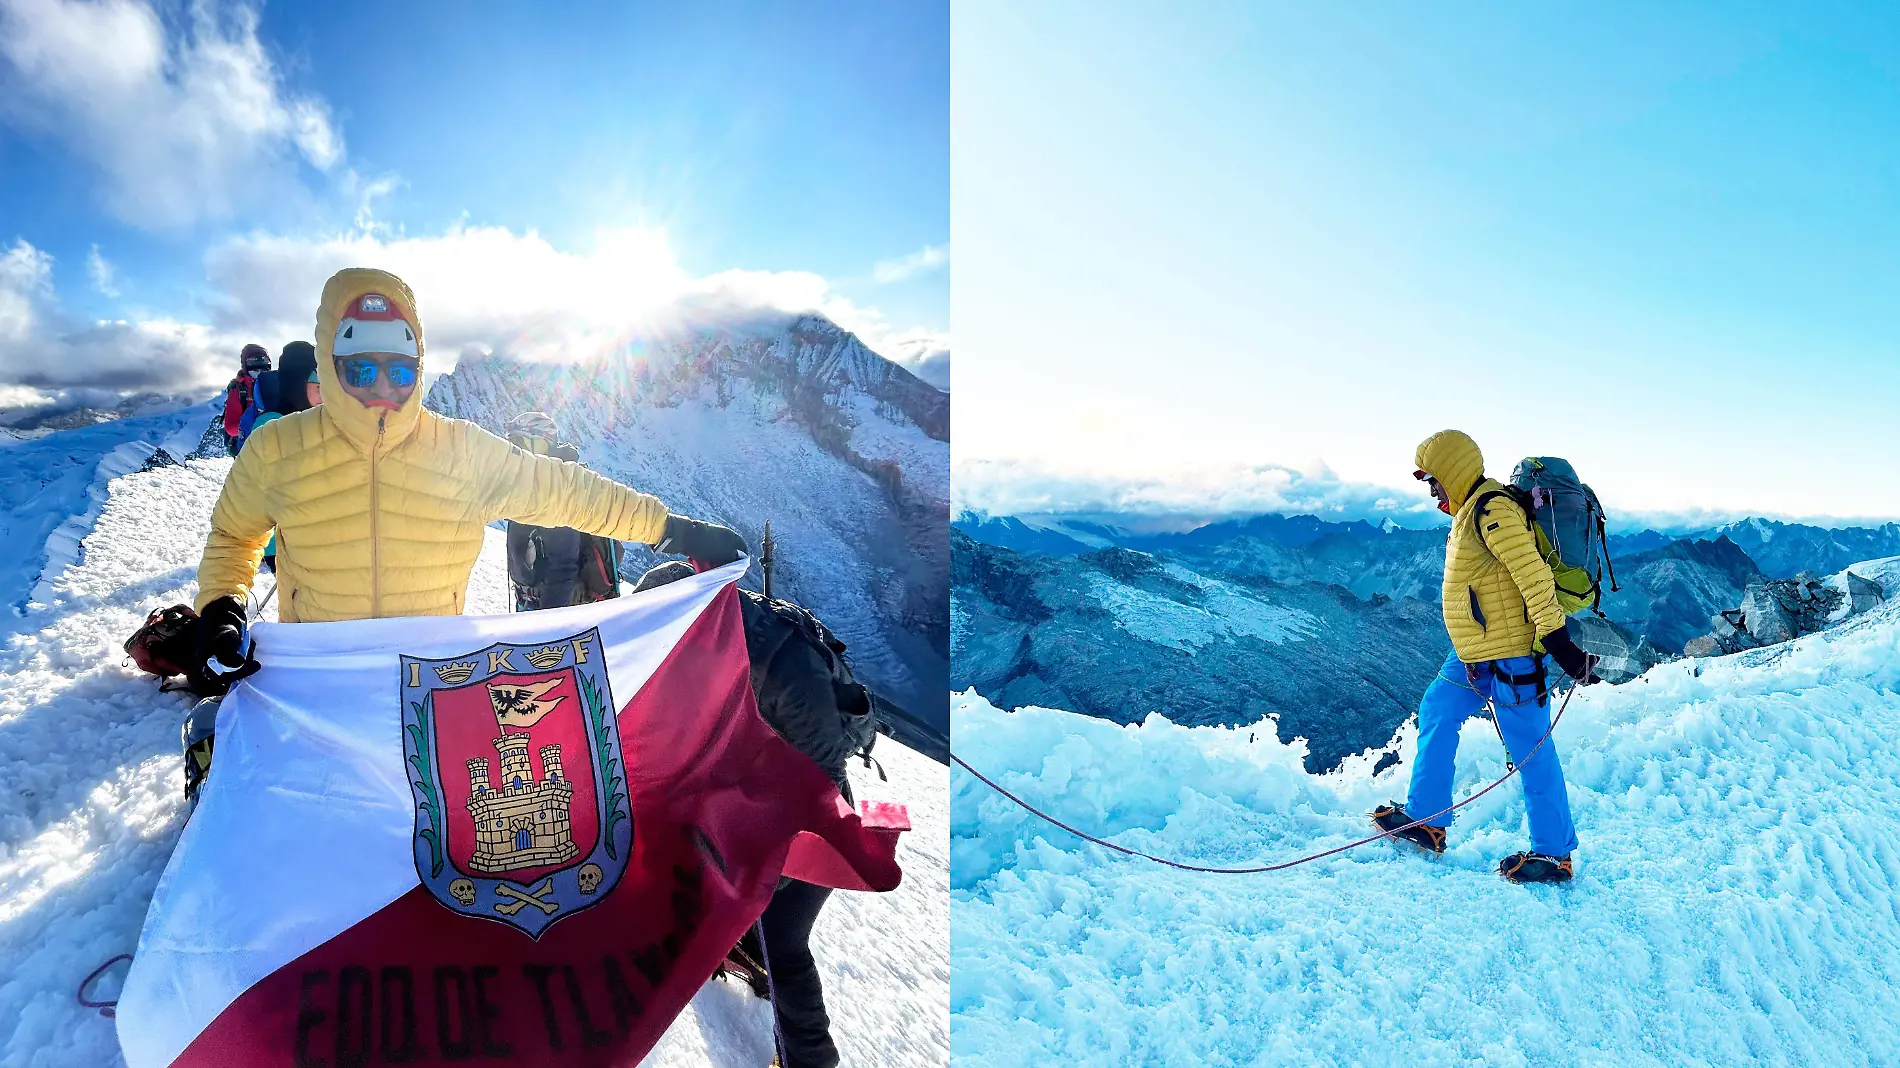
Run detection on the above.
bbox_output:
[1468,486,1532,555]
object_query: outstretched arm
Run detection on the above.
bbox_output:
[464,422,671,545]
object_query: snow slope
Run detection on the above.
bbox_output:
[0,439,946,1066]
[951,593,1900,1066]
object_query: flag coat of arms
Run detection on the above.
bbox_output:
[116,561,908,1067]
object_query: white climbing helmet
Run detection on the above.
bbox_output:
[332,292,418,359]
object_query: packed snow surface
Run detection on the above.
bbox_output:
[951,593,1900,1066]
[0,431,946,1066]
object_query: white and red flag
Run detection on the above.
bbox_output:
[117,560,907,1067]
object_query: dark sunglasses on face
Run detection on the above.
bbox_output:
[335,356,419,390]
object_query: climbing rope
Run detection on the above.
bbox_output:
[76,953,133,1018]
[952,681,1580,875]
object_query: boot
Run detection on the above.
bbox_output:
[1370,803,1446,854]
[1499,851,1573,884]
[181,696,220,813]
[715,941,771,999]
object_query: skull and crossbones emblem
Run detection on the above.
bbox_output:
[577,863,603,894]
[448,878,476,906]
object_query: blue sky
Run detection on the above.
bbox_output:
[0,0,947,399]
[953,3,1900,524]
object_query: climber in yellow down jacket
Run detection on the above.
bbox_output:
[178,267,745,807]
[1371,429,1598,885]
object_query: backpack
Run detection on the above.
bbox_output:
[236,371,275,448]
[576,535,622,602]
[1473,457,1619,616]
[515,528,622,604]
[742,593,880,782]
[221,374,253,437]
[124,604,201,688]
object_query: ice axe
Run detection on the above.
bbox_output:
[687,521,774,597]
[762,519,776,600]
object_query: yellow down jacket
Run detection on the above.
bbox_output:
[1415,430,1567,663]
[196,268,671,622]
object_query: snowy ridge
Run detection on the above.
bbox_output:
[28,443,171,610]
[952,591,1900,1065]
[2,401,220,617]
[0,439,946,1065]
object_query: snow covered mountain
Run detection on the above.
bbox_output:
[1700,517,1900,580]
[0,432,947,1066]
[959,509,1899,660]
[951,584,1900,1065]
[0,392,206,441]
[951,529,1450,771]
[425,313,949,728]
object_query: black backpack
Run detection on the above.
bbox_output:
[517,528,622,603]
[740,592,879,788]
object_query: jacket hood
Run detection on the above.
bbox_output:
[314,268,425,455]
[1414,429,1486,511]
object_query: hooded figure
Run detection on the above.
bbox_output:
[1371,429,1596,885]
[221,344,271,454]
[193,267,743,624]
[179,270,746,808]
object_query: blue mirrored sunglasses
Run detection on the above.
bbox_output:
[335,357,419,390]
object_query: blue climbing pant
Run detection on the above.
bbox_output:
[1407,650,1578,857]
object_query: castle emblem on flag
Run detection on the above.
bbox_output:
[400,627,633,938]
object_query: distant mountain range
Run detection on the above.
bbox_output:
[953,509,1900,768]
[0,392,204,439]
[957,510,1900,651]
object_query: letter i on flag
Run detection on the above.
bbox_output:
[117,560,908,1067]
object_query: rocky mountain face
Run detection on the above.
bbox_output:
[1601,536,1765,654]
[951,528,1450,772]
[1684,569,1888,657]
[425,313,950,729]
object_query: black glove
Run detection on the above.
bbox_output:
[1541,625,1598,686]
[654,515,748,568]
[192,595,260,695]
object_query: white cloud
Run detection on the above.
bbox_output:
[879,327,949,389]
[953,455,1443,526]
[0,222,951,403]
[952,457,1900,532]
[0,238,237,393]
[86,243,118,297]
[872,243,948,284]
[0,0,343,229]
[201,222,945,373]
